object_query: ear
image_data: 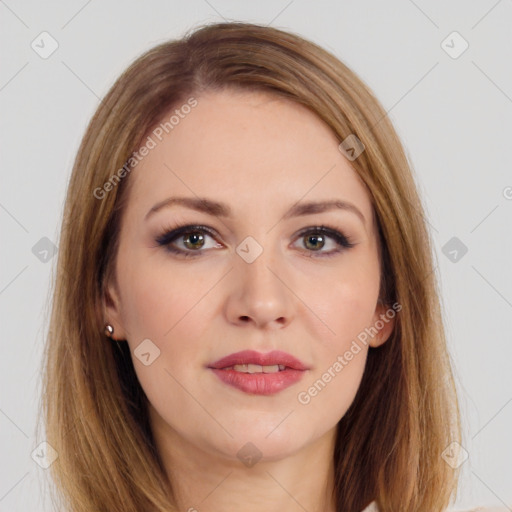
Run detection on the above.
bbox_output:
[368,299,396,348]
[102,276,127,341]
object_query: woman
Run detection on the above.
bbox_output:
[39,21,506,512]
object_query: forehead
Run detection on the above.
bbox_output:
[124,89,374,229]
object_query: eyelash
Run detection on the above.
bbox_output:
[155,223,356,259]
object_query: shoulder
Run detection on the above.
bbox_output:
[362,502,510,512]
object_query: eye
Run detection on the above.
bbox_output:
[155,224,221,258]
[155,223,356,258]
[292,225,356,258]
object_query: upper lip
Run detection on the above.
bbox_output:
[208,350,309,371]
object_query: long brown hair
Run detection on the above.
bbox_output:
[39,21,462,511]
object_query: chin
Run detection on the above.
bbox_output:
[224,426,312,463]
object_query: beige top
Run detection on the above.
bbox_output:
[362,501,511,511]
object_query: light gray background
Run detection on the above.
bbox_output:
[1,1,511,510]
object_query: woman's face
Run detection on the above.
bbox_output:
[105,89,394,462]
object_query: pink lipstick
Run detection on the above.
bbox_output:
[208,350,309,395]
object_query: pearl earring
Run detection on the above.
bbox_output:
[104,324,114,337]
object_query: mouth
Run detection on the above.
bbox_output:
[220,363,287,373]
[208,349,308,371]
[207,350,309,395]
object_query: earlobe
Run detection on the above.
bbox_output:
[368,300,396,348]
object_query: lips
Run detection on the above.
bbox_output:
[208,350,309,371]
[208,350,309,396]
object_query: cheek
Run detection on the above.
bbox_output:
[117,263,213,428]
[117,257,219,401]
[296,275,377,423]
[327,281,378,340]
[118,254,215,344]
[297,351,367,433]
[306,253,381,347]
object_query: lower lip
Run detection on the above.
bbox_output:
[210,368,306,395]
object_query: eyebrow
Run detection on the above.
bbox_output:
[145,196,366,225]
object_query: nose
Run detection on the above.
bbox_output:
[224,245,294,330]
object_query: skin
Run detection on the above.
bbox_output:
[104,89,395,512]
